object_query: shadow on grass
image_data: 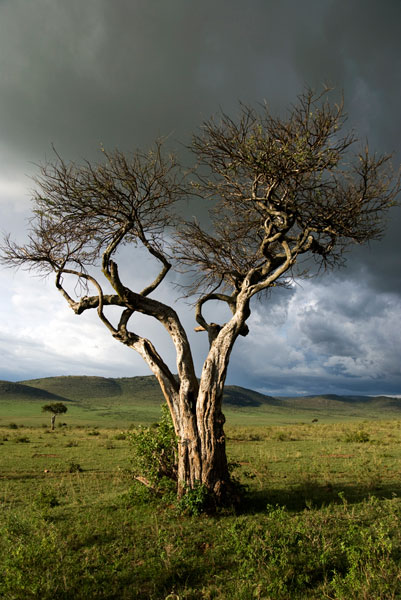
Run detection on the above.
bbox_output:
[239,481,401,514]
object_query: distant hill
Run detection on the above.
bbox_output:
[0,375,398,418]
[280,394,401,413]
[0,380,73,403]
[18,375,277,407]
[223,385,279,407]
[20,376,124,401]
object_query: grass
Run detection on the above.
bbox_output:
[0,397,164,428]
[1,394,396,429]
[1,417,401,598]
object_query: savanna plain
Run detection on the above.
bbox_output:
[1,385,401,599]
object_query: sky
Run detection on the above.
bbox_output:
[0,0,400,396]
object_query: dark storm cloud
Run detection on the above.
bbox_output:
[1,2,399,213]
[0,0,305,161]
[0,0,400,392]
[1,0,399,149]
[293,0,401,295]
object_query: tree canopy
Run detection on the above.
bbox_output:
[42,403,68,415]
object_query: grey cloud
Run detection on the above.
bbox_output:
[0,0,400,394]
[297,279,401,370]
[320,283,388,322]
[300,316,361,359]
[226,276,401,395]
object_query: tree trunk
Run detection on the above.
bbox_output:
[175,398,234,504]
[197,389,233,502]
[152,366,235,506]
[126,294,249,507]
[174,311,247,506]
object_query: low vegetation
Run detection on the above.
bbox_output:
[1,413,401,598]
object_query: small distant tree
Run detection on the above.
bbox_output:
[42,402,68,430]
[2,88,400,506]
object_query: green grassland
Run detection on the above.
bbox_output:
[1,375,401,427]
[2,376,401,598]
[2,410,401,598]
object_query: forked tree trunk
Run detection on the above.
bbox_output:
[171,311,247,506]
[152,353,236,505]
[122,287,249,506]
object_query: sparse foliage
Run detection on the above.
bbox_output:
[2,88,400,506]
[68,461,82,473]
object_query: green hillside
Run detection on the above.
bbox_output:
[0,374,399,426]
[19,375,279,408]
[223,385,279,407]
[281,394,401,414]
[0,380,72,403]
[19,375,122,401]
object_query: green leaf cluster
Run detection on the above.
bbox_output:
[127,404,178,494]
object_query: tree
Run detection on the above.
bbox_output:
[42,402,68,430]
[2,88,400,505]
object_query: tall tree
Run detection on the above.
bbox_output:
[2,89,399,505]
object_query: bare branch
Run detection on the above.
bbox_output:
[175,87,400,299]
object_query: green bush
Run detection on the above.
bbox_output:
[127,404,178,498]
[344,430,370,443]
[34,488,60,509]
[176,482,210,515]
[68,461,83,473]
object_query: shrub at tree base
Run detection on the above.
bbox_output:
[128,405,178,501]
[128,405,243,513]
